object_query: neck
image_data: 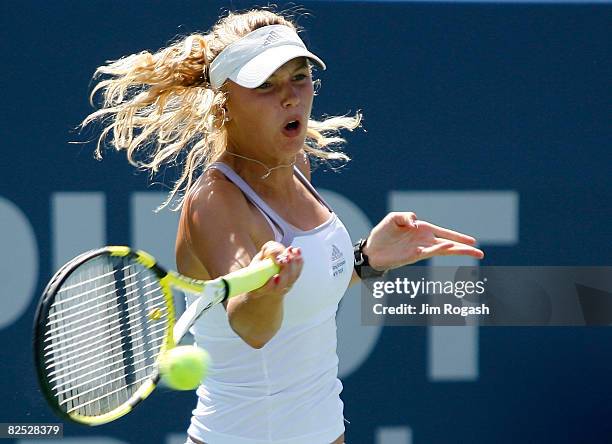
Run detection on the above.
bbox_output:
[225,150,297,179]
[220,150,298,195]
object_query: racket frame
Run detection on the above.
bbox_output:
[34,245,277,426]
[33,247,201,426]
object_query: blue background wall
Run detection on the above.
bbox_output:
[1,1,611,442]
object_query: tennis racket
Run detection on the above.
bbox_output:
[33,246,279,426]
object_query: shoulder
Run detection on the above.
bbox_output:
[295,150,311,181]
[184,168,252,234]
[178,167,261,279]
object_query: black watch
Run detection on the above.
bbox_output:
[353,238,386,279]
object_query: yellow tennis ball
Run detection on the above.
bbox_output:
[159,346,210,391]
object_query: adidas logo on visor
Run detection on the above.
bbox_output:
[263,30,282,47]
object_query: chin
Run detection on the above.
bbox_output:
[280,135,306,152]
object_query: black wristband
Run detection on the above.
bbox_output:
[353,238,386,279]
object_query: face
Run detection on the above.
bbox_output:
[224,57,314,162]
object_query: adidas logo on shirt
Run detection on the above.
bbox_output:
[331,244,346,277]
[331,244,343,262]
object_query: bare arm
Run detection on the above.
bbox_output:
[184,178,302,348]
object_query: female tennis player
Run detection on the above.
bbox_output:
[82,8,484,444]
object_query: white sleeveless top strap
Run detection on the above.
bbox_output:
[208,162,333,246]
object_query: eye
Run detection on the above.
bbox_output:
[293,73,309,81]
[257,81,272,90]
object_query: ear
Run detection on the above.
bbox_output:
[219,105,231,124]
[223,106,232,122]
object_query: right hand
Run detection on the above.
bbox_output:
[248,241,303,299]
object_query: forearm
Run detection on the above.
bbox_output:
[226,292,285,349]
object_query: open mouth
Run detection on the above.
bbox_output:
[282,120,301,137]
[285,120,300,130]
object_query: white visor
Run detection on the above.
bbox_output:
[209,25,326,90]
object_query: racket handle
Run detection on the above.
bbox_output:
[224,258,280,298]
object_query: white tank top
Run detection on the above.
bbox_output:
[186,163,353,444]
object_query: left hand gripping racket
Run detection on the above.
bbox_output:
[33,246,279,426]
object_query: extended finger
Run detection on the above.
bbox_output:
[443,243,485,259]
[418,221,478,245]
[426,240,484,259]
[418,241,455,258]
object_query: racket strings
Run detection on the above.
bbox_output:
[42,255,170,418]
[47,277,160,323]
[47,321,168,385]
[44,298,167,370]
[45,271,154,326]
[43,286,165,352]
[50,264,136,307]
[52,336,165,392]
[43,286,164,360]
[56,347,159,400]
[44,304,167,373]
[66,373,155,414]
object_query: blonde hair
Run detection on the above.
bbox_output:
[81,8,361,209]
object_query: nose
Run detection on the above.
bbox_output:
[280,83,300,108]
